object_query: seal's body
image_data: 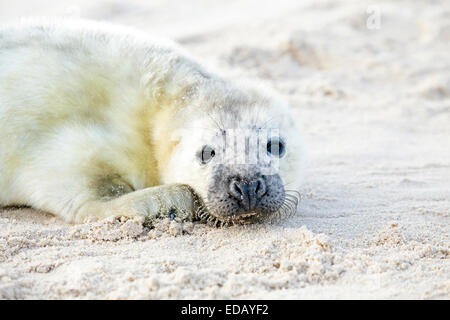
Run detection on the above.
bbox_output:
[0,19,304,225]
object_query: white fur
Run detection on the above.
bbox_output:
[0,18,304,222]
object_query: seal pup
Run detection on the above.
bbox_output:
[0,19,304,225]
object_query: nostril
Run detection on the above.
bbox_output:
[228,177,266,211]
[229,179,244,199]
[255,180,261,194]
[233,182,242,196]
[255,178,266,199]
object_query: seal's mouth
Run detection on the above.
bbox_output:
[236,212,260,219]
[195,190,301,227]
[195,207,260,227]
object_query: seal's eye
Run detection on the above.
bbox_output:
[267,138,285,157]
[198,145,215,164]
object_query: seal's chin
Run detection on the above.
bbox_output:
[197,211,258,227]
[226,211,261,223]
[236,211,260,219]
[195,205,274,227]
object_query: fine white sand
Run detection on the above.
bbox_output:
[0,0,449,299]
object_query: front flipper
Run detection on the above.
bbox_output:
[76,183,205,225]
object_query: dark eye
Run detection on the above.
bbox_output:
[198,145,215,164]
[267,138,285,157]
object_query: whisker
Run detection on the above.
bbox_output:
[283,198,298,209]
[285,189,301,198]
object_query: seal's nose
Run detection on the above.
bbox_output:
[229,177,266,211]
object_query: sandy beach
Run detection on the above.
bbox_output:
[0,0,449,299]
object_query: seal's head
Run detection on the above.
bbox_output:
[159,80,304,225]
